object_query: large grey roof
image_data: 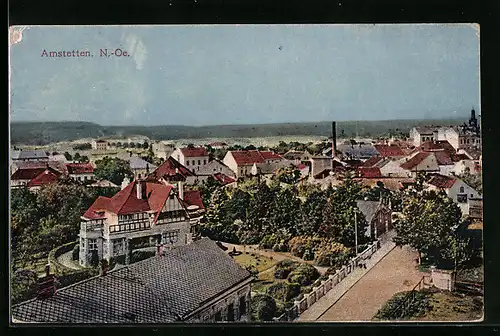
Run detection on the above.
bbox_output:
[356,200,381,223]
[12,238,251,323]
[11,150,48,160]
[337,144,380,159]
[128,156,157,170]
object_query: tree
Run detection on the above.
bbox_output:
[94,157,133,186]
[251,294,277,321]
[130,142,136,148]
[392,190,462,265]
[73,152,81,161]
[225,188,251,224]
[458,169,482,195]
[142,142,149,149]
[275,166,301,185]
[297,189,327,236]
[270,188,301,236]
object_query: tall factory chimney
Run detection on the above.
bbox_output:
[332,121,337,158]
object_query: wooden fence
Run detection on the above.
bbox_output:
[273,239,381,322]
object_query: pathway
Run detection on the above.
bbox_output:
[297,242,425,322]
[56,250,81,270]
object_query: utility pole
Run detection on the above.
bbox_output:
[354,210,358,256]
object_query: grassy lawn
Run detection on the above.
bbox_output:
[374,289,483,322]
[233,252,276,273]
[413,291,483,321]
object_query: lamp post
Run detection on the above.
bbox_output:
[354,209,358,256]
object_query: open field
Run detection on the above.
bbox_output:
[413,291,483,321]
[233,252,276,273]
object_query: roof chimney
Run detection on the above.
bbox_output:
[332,121,337,158]
[136,180,143,199]
[178,181,184,200]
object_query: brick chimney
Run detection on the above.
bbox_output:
[178,181,184,200]
[332,121,337,158]
[136,180,143,199]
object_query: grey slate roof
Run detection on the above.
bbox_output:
[11,150,48,160]
[129,156,157,171]
[337,144,380,160]
[356,200,381,223]
[12,238,251,323]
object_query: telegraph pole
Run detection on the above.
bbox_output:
[354,210,358,256]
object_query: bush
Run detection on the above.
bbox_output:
[72,245,80,261]
[11,269,38,305]
[287,264,320,286]
[130,250,155,263]
[251,294,278,321]
[260,234,278,249]
[303,249,315,261]
[266,282,301,303]
[274,260,300,279]
[374,290,432,320]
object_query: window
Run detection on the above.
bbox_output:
[227,303,234,321]
[81,238,85,248]
[214,311,222,322]
[470,194,474,198]
[239,296,246,316]
[138,174,141,178]
[84,176,88,180]
[88,239,98,251]
[457,194,468,203]
[460,187,465,193]
[113,239,124,255]
[186,161,189,166]
[192,160,195,166]
[198,160,201,165]
[162,230,179,244]
[204,160,207,165]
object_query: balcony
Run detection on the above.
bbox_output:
[109,220,151,234]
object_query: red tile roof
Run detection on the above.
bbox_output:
[433,151,454,166]
[356,167,382,178]
[362,156,384,167]
[400,152,430,170]
[180,147,209,157]
[27,168,61,187]
[428,174,457,189]
[260,151,283,161]
[83,180,175,222]
[182,190,205,210]
[208,142,227,147]
[11,167,46,180]
[229,150,272,166]
[147,157,195,181]
[374,145,405,157]
[66,163,94,174]
[213,173,236,185]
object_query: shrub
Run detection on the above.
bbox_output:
[11,269,38,305]
[260,234,278,249]
[374,290,432,320]
[266,282,301,302]
[303,249,315,261]
[251,294,278,321]
[130,250,155,263]
[287,264,320,286]
[274,260,300,279]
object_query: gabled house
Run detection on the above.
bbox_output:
[356,200,392,239]
[11,150,49,163]
[11,238,253,323]
[400,152,440,177]
[79,179,199,267]
[213,173,237,186]
[283,150,313,164]
[10,167,48,188]
[147,157,197,185]
[373,144,405,158]
[425,174,482,216]
[128,156,157,180]
[223,150,286,179]
[66,163,95,183]
[26,167,62,191]
[195,159,236,183]
[152,142,176,160]
[92,140,108,151]
[171,147,210,173]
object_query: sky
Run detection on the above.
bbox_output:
[9,24,480,126]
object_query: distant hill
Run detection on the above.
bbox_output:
[10,118,468,146]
